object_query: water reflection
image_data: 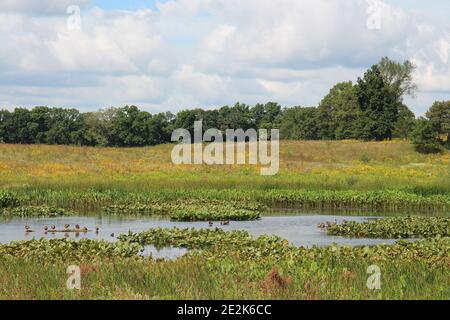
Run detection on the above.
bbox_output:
[0,214,397,248]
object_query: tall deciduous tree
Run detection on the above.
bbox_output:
[377,57,417,102]
[356,65,400,141]
[316,81,361,140]
[426,100,450,147]
[278,107,318,140]
[393,104,416,140]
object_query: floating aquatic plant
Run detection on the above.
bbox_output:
[0,205,75,218]
[325,216,450,239]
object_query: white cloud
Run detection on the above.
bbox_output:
[0,0,90,15]
[0,0,448,115]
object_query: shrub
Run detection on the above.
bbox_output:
[411,119,442,154]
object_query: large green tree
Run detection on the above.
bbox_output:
[393,103,416,140]
[110,105,152,147]
[278,107,318,140]
[426,100,450,147]
[356,65,400,141]
[316,82,361,140]
[377,57,417,102]
[251,102,282,130]
[411,118,442,154]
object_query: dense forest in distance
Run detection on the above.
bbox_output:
[0,57,449,153]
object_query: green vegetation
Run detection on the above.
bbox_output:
[119,228,450,268]
[0,125,449,299]
[412,118,443,154]
[427,100,450,148]
[0,228,448,300]
[104,199,262,221]
[0,190,21,208]
[0,206,75,218]
[1,57,446,153]
[14,188,450,215]
[0,238,142,263]
[325,216,450,239]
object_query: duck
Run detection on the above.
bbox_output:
[110,233,115,237]
[24,226,34,233]
[51,225,56,230]
[220,220,230,226]
[64,224,70,229]
[75,224,80,230]
[44,226,48,231]
[83,227,88,232]
[208,221,213,227]
[95,227,99,233]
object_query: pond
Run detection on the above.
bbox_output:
[0,214,400,259]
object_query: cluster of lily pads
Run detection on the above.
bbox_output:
[325,216,450,239]
[257,189,450,211]
[10,187,450,216]
[104,199,263,221]
[118,227,450,267]
[0,205,75,218]
[0,191,75,218]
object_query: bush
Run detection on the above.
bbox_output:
[411,119,442,154]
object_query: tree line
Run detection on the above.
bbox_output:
[0,57,448,153]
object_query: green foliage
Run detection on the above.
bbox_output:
[0,107,85,145]
[0,191,20,208]
[104,199,262,221]
[278,107,318,140]
[0,57,425,145]
[0,239,142,263]
[12,187,450,214]
[356,65,400,141]
[426,100,450,148]
[256,189,450,211]
[377,57,417,101]
[316,82,361,140]
[119,227,450,267]
[0,205,74,218]
[393,104,416,139]
[1,227,449,299]
[411,118,442,154]
[326,216,450,239]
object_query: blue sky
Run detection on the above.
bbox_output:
[93,0,162,10]
[92,0,450,12]
[0,0,448,115]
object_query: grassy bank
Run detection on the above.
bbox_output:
[0,141,449,216]
[0,229,448,300]
[0,141,449,193]
[2,188,450,217]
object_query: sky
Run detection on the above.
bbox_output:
[0,0,449,116]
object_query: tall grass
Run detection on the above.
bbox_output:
[0,141,449,213]
[1,233,448,300]
[8,188,450,214]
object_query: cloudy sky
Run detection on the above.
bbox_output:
[0,0,449,115]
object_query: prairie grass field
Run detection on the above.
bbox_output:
[0,141,449,300]
[1,141,450,213]
[1,141,449,192]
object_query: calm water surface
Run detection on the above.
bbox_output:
[0,214,398,259]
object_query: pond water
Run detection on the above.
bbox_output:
[0,214,398,259]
